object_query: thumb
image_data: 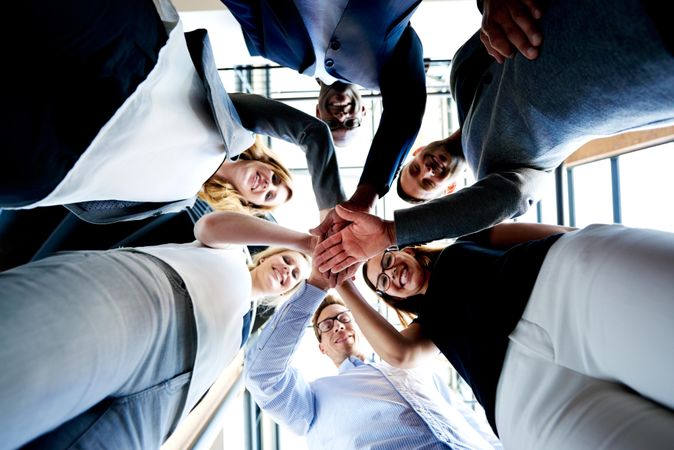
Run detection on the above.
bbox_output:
[308,224,324,237]
[335,204,360,221]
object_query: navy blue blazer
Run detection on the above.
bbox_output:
[222,0,428,197]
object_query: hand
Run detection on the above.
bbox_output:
[313,205,395,275]
[307,259,336,291]
[480,0,543,63]
[301,233,320,257]
[310,207,349,241]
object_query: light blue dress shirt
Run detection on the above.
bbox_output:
[244,282,502,450]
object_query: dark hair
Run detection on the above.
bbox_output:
[362,246,443,326]
[396,168,426,204]
[311,294,346,342]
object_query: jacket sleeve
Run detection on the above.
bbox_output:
[358,26,427,197]
[244,282,328,436]
[394,167,550,246]
[230,93,346,210]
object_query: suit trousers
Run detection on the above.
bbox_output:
[496,225,674,449]
[0,250,197,450]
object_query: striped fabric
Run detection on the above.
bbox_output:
[245,282,502,450]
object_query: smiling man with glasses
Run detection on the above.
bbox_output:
[244,273,502,449]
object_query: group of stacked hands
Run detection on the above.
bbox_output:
[1,0,673,449]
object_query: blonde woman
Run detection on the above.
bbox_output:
[198,135,295,216]
[0,211,318,450]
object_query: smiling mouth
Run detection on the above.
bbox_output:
[334,333,352,344]
[272,267,283,284]
[251,172,268,192]
[426,156,447,177]
[399,266,408,286]
[251,173,260,191]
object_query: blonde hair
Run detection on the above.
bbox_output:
[248,247,311,308]
[199,136,294,216]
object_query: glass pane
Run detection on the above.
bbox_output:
[620,142,674,233]
[569,159,614,227]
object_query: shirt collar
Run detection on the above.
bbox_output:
[338,354,375,373]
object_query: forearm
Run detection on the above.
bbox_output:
[337,281,435,368]
[194,211,314,254]
[358,27,426,197]
[395,168,549,246]
[483,222,575,247]
[244,282,327,434]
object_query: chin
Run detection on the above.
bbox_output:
[332,131,357,147]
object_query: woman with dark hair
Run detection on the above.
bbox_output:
[339,222,674,450]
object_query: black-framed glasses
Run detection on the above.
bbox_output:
[325,117,361,131]
[315,310,353,333]
[375,249,396,295]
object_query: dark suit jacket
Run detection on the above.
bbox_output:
[222,0,428,197]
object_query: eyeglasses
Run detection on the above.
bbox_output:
[375,249,395,295]
[325,117,361,131]
[315,310,353,333]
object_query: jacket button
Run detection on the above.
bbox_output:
[329,40,341,51]
[325,58,335,68]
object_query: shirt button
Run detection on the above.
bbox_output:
[325,58,335,68]
[329,40,341,51]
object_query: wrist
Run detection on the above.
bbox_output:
[348,184,379,212]
[307,275,330,292]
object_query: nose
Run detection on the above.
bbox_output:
[333,110,348,120]
[332,320,346,332]
[280,264,289,281]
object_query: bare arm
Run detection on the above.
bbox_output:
[336,280,438,368]
[462,222,575,248]
[194,211,316,255]
[487,222,574,246]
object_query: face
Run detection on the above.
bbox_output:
[316,81,365,146]
[365,249,429,299]
[399,141,458,202]
[316,304,359,361]
[230,160,290,208]
[253,251,310,296]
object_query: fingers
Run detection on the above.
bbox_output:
[521,0,543,20]
[317,249,351,274]
[334,204,355,220]
[507,1,541,57]
[314,232,343,260]
[335,264,360,285]
[329,255,359,274]
[481,0,543,62]
[480,29,507,64]
[308,224,324,237]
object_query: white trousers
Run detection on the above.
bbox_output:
[496,224,674,450]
